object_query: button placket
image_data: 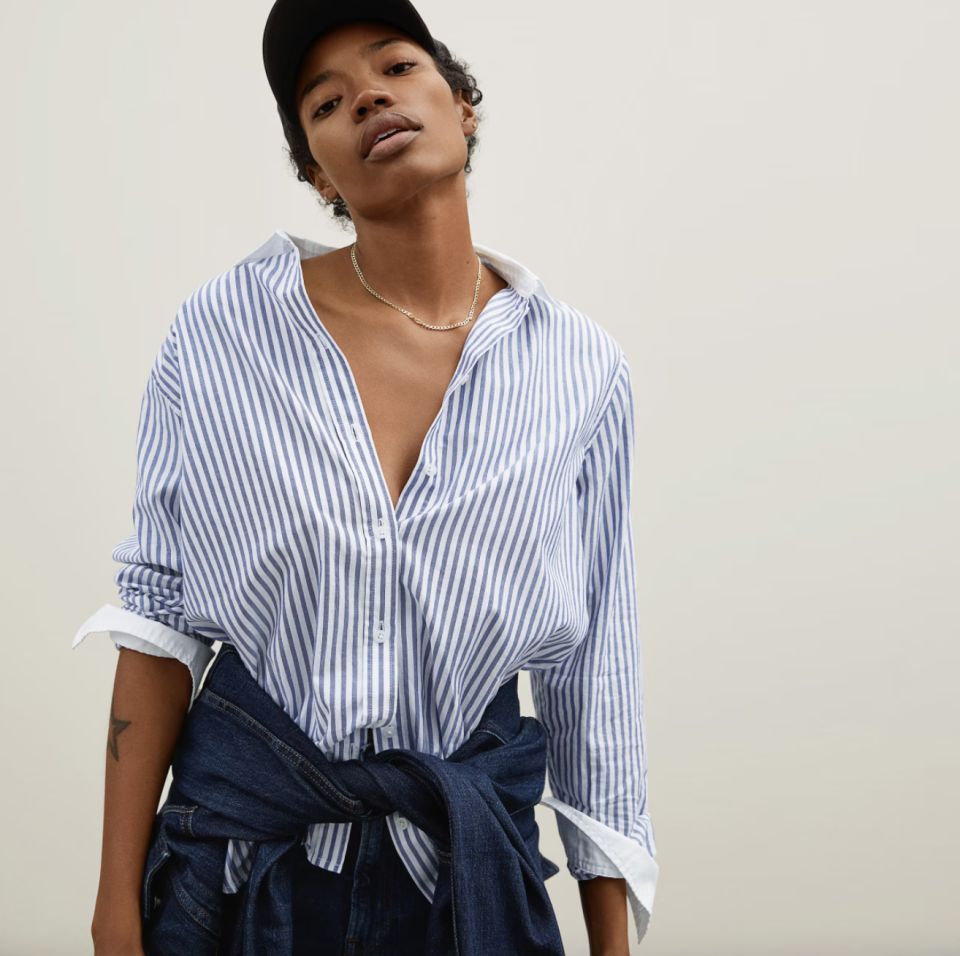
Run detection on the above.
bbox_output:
[363,482,396,739]
[306,335,408,749]
[341,414,388,730]
[333,378,401,753]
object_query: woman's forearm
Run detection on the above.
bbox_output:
[579,876,630,956]
[91,648,193,953]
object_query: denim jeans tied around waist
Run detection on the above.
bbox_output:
[140,644,563,956]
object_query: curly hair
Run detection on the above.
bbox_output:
[280,43,483,225]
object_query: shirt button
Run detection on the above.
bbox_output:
[384,725,394,738]
[376,624,386,643]
[397,816,409,831]
[424,464,437,477]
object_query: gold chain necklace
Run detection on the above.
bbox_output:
[350,243,483,332]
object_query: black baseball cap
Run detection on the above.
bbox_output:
[263,0,441,126]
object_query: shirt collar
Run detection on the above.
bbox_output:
[236,230,547,300]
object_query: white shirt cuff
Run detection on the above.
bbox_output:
[542,795,659,943]
[73,604,215,709]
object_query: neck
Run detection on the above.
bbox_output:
[348,176,481,321]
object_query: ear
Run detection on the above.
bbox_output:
[455,89,478,137]
[305,163,340,203]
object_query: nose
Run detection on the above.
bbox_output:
[352,86,395,121]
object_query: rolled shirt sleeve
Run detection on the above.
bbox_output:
[529,355,659,942]
[72,332,215,706]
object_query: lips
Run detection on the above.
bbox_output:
[360,111,422,159]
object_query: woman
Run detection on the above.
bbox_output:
[75,1,659,953]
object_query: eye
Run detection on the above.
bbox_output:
[312,97,341,119]
[386,60,417,75]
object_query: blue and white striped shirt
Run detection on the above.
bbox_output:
[74,231,658,938]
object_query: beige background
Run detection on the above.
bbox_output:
[2,1,958,954]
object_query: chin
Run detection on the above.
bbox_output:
[349,161,468,218]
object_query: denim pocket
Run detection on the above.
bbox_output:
[141,832,221,954]
[141,831,172,922]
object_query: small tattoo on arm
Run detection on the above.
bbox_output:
[108,697,132,762]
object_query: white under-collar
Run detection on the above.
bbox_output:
[236,230,546,299]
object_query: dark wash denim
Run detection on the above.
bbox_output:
[224,805,435,955]
[141,644,564,956]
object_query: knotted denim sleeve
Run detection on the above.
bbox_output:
[141,644,564,956]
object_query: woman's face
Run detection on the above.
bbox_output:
[294,21,477,220]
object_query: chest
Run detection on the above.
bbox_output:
[315,310,470,510]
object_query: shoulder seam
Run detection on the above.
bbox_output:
[147,365,183,420]
[581,352,629,454]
